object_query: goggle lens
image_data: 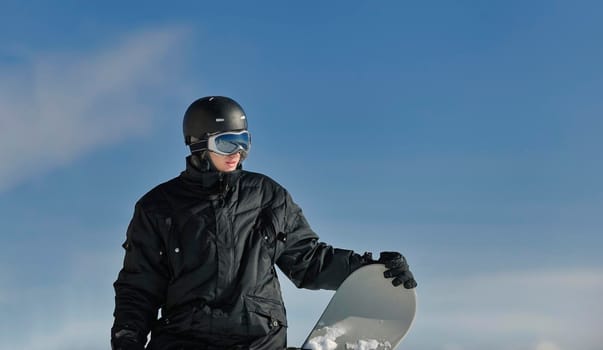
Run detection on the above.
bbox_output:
[212,131,251,155]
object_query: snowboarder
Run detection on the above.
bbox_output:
[111,96,417,350]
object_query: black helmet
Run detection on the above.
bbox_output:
[183,96,248,145]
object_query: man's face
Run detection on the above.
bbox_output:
[208,151,241,172]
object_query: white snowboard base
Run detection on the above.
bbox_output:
[301,264,417,350]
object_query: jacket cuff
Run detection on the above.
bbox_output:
[350,251,376,272]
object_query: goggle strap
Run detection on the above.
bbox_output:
[189,140,208,153]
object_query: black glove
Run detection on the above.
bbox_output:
[363,251,417,289]
[111,328,144,350]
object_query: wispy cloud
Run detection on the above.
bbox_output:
[0,241,123,350]
[408,267,603,350]
[18,318,111,350]
[0,25,190,192]
[535,341,562,350]
[3,246,602,350]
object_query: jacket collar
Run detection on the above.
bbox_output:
[180,155,242,194]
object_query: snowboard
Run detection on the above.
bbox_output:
[300,264,417,350]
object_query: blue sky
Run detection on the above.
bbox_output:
[1,1,602,349]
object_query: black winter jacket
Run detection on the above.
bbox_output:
[112,158,365,345]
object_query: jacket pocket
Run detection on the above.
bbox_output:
[155,306,195,334]
[256,224,287,264]
[274,232,288,261]
[255,221,277,264]
[244,295,288,337]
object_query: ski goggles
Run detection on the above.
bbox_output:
[189,130,251,155]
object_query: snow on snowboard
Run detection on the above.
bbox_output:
[299,264,417,350]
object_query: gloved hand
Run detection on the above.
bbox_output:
[363,251,417,289]
[111,328,144,350]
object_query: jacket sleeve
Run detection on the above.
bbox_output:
[276,190,366,290]
[112,203,170,343]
